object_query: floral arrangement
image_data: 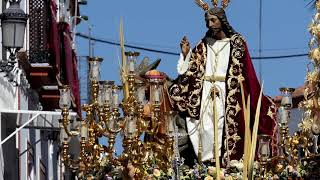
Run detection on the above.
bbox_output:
[84,155,320,179]
[142,159,257,180]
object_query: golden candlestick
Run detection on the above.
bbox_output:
[59,55,175,179]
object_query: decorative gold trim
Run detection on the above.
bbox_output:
[170,34,247,160]
[169,42,207,119]
[224,34,245,159]
[266,96,278,155]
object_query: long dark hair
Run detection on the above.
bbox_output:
[204,7,237,38]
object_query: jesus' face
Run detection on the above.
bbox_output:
[205,14,222,37]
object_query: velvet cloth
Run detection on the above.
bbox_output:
[49,0,60,74]
[228,37,277,160]
[48,0,80,115]
[169,34,277,161]
[58,22,81,115]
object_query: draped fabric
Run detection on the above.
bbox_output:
[58,22,81,115]
[49,0,60,74]
[169,34,277,162]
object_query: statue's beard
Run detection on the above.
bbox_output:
[209,28,222,37]
[205,28,224,45]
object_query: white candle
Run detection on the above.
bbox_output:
[137,87,145,103]
[105,89,112,103]
[167,115,175,134]
[98,90,104,104]
[281,96,292,108]
[154,89,160,104]
[113,93,119,108]
[279,107,289,124]
[91,65,99,81]
[62,93,69,105]
[59,94,68,108]
[127,118,136,134]
[108,117,115,130]
[80,124,88,139]
[260,143,269,157]
[129,60,135,72]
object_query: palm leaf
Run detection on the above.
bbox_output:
[136,57,149,74]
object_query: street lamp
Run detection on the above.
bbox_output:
[0,0,28,72]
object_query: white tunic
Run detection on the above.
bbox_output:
[177,39,230,162]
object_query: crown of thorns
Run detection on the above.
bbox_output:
[195,0,230,11]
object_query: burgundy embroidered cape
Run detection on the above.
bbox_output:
[169,34,277,161]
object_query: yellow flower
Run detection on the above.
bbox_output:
[204,176,214,180]
[153,168,161,177]
[167,168,173,176]
[207,166,216,176]
[298,119,312,132]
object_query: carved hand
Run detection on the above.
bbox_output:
[180,36,190,59]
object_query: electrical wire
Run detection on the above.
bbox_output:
[76,32,309,60]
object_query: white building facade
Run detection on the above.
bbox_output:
[0,0,81,179]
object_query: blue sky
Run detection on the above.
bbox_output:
[76,0,314,97]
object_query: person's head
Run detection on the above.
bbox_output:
[204,7,236,39]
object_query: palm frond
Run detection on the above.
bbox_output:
[136,57,149,74]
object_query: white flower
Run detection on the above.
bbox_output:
[230,160,243,171]
[153,168,161,177]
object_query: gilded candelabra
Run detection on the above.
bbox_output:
[257,87,319,178]
[59,53,175,178]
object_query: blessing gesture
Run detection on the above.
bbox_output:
[180,36,190,59]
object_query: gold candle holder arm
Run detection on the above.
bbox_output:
[61,108,79,136]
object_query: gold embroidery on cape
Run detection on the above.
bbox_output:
[170,34,247,160]
[224,34,245,159]
[266,96,278,155]
[170,42,207,118]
